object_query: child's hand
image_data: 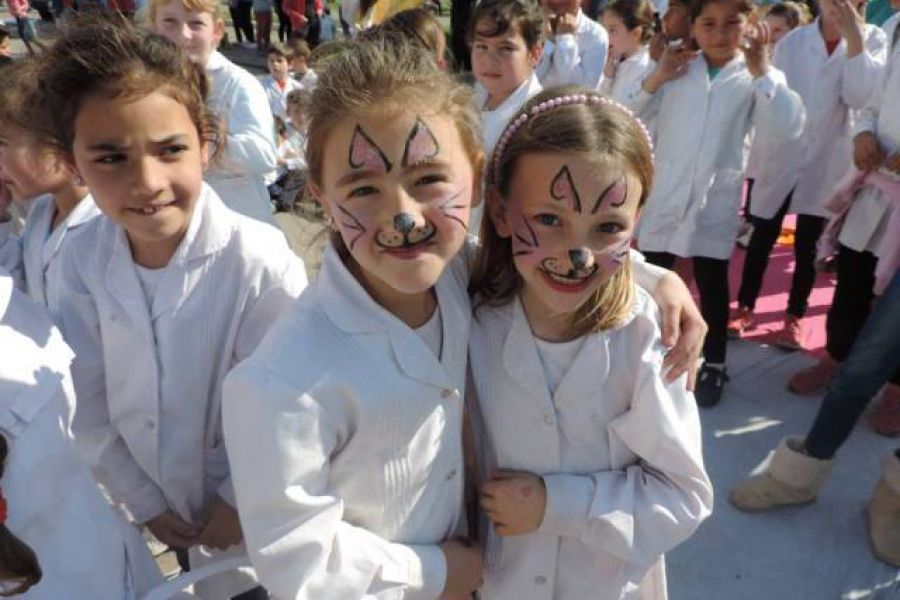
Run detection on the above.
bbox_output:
[197,496,244,551]
[742,21,770,79]
[648,31,667,63]
[643,45,697,93]
[604,50,620,78]
[438,539,483,597]
[554,12,578,35]
[885,153,900,175]
[823,0,864,55]
[480,470,546,536]
[654,272,707,390]
[853,131,886,172]
[145,510,201,549]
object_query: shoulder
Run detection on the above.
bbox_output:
[607,285,665,353]
[213,203,302,279]
[884,12,900,36]
[581,15,608,41]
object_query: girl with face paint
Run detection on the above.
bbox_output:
[468,87,712,600]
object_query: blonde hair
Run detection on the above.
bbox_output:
[306,34,482,255]
[146,0,223,25]
[471,86,654,335]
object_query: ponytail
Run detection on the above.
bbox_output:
[0,435,41,597]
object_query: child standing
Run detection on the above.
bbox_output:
[287,37,319,89]
[0,271,163,598]
[0,61,100,315]
[625,0,805,407]
[729,0,887,349]
[470,87,713,600]
[259,43,302,122]
[536,0,609,88]
[601,0,655,102]
[788,5,900,432]
[469,0,544,232]
[7,0,45,56]
[33,20,307,599]
[252,0,273,54]
[151,0,279,225]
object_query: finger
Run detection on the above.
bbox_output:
[660,301,680,348]
[491,468,525,480]
[686,361,699,392]
[164,528,198,549]
[170,517,201,538]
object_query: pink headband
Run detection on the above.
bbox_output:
[491,93,655,179]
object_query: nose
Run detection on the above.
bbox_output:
[134,157,165,196]
[569,248,593,270]
[394,212,416,234]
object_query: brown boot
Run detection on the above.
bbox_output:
[729,436,833,512]
[869,452,900,567]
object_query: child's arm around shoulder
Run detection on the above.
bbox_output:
[222,357,448,600]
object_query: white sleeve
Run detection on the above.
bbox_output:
[0,222,25,292]
[623,77,664,124]
[749,68,806,141]
[56,251,169,524]
[840,27,888,109]
[629,248,667,293]
[537,312,713,582]
[216,76,279,176]
[223,368,447,600]
[579,30,609,89]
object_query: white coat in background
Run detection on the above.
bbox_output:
[749,21,887,219]
[469,287,713,600]
[472,72,543,234]
[258,74,303,122]
[55,184,307,598]
[839,13,900,254]
[205,51,279,225]
[599,45,652,103]
[0,272,162,599]
[536,10,609,89]
[625,55,805,259]
[222,244,472,600]
[0,194,100,313]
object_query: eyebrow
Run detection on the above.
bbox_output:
[86,134,189,152]
[336,159,450,187]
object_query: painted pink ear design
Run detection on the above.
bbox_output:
[550,166,582,213]
[402,118,440,167]
[591,175,627,213]
[349,125,392,172]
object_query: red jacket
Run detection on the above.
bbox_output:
[282,0,323,29]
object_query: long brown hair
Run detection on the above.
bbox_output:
[0,435,42,596]
[470,86,654,335]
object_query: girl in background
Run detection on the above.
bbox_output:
[601,0,655,102]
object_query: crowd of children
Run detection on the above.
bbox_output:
[0,0,898,597]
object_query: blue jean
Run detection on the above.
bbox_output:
[805,269,900,459]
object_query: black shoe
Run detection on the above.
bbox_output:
[695,364,729,408]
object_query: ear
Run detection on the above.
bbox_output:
[487,187,512,238]
[529,43,543,67]
[213,17,226,45]
[307,181,332,217]
[200,139,211,170]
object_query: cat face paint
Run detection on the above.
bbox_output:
[316,113,476,296]
[500,154,640,316]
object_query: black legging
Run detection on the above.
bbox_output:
[273,0,292,42]
[235,0,255,43]
[737,190,825,317]
[643,251,730,364]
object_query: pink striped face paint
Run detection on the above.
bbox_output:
[499,155,641,314]
[317,113,476,296]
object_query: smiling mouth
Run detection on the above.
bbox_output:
[539,265,598,292]
[128,201,176,215]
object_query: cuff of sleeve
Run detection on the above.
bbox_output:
[752,72,778,100]
[405,544,447,600]
[217,477,237,507]
[554,33,577,48]
[538,474,594,539]
[123,482,170,524]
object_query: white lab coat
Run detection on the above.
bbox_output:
[0,272,162,599]
[0,194,100,312]
[536,10,609,90]
[206,51,279,225]
[748,22,887,219]
[600,46,652,103]
[222,243,472,600]
[625,55,805,259]
[55,184,307,597]
[469,288,713,600]
[472,73,543,235]
[839,14,900,253]
[258,74,303,121]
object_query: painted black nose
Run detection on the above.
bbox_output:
[569,249,590,270]
[394,213,416,234]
